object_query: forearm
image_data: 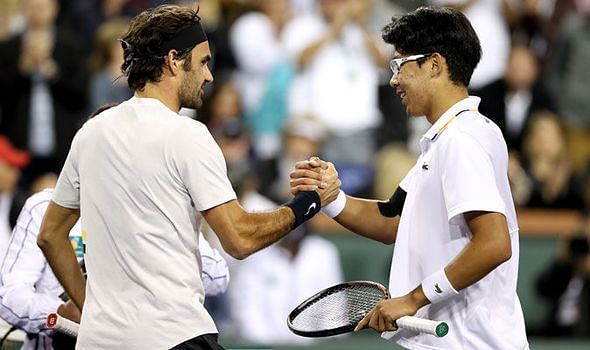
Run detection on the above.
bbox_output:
[230,207,296,258]
[444,212,512,291]
[444,238,510,291]
[38,238,86,309]
[334,196,398,244]
[203,200,297,260]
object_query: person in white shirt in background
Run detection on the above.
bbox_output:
[291,7,529,350]
[282,0,387,169]
[429,0,510,89]
[0,188,231,350]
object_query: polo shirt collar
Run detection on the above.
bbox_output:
[422,96,481,141]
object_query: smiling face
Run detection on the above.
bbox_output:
[389,52,433,117]
[178,41,213,109]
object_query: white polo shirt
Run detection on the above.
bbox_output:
[383,97,529,349]
[52,97,236,350]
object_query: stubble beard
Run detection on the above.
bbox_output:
[179,75,203,110]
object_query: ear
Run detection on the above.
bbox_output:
[430,52,445,78]
[164,50,180,76]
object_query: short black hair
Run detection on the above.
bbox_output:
[382,7,482,87]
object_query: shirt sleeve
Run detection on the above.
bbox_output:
[53,130,82,209]
[172,123,236,211]
[0,199,63,334]
[199,233,229,296]
[440,132,506,222]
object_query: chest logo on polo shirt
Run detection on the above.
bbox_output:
[434,283,443,294]
[422,162,429,170]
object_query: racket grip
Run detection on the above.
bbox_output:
[397,316,448,337]
[46,313,79,337]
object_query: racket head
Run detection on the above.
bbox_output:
[287,281,389,337]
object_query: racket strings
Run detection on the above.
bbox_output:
[291,284,385,331]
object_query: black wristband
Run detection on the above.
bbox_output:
[285,191,321,229]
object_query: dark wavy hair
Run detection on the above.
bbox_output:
[120,5,201,91]
[382,7,482,87]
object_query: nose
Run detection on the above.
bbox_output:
[205,65,214,84]
[389,73,399,88]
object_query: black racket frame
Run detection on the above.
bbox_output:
[287,280,390,337]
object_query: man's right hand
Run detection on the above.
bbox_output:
[57,300,81,324]
[290,157,341,207]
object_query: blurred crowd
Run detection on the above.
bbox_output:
[1,0,590,344]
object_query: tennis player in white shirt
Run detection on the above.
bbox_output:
[290,7,529,350]
[0,188,230,350]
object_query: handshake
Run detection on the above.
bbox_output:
[289,156,347,219]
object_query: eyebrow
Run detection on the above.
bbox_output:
[202,54,211,63]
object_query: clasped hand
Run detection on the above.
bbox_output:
[289,156,341,207]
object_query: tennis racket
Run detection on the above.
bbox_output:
[46,313,79,337]
[287,281,448,338]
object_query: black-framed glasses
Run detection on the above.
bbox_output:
[389,53,433,77]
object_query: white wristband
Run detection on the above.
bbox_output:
[421,268,459,304]
[321,190,346,218]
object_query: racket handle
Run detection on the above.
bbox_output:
[397,316,448,337]
[46,313,79,337]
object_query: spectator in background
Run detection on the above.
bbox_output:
[228,222,343,345]
[65,0,139,53]
[545,1,590,172]
[259,115,328,203]
[0,136,30,262]
[177,0,237,75]
[88,18,132,113]
[508,111,585,209]
[0,0,87,184]
[536,234,590,337]
[229,0,293,159]
[199,78,244,139]
[473,43,555,152]
[431,0,510,89]
[283,0,387,194]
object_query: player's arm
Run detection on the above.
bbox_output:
[37,202,85,310]
[355,210,512,332]
[202,163,341,260]
[444,211,512,291]
[316,195,398,244]
[290,159,400,244]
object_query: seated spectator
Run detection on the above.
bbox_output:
[536,235,590,337]
[473,43,555,152]
[199,78,244,140]
[545,3,590,172]
[508,111,585,209]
